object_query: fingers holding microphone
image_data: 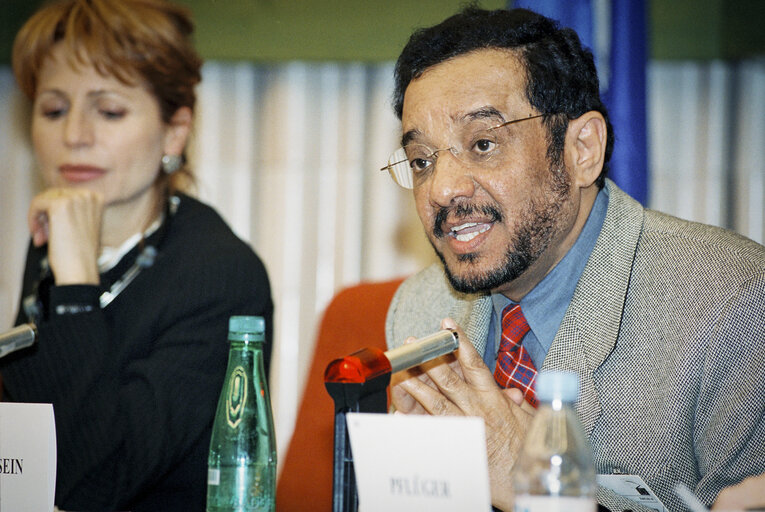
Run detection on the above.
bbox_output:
[391,317,535,419]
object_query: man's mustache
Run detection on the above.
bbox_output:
[433,203,503,238]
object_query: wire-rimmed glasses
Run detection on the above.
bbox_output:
[380,113,547,189]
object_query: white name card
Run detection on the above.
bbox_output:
[0,403,57,512]
[597,474,668,512]
[346,412,492,512]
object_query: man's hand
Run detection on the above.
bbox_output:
[28,188,103,285]
[390,317,535,511]
[713,474,765,511]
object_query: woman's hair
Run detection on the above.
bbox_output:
[12,0,203,193]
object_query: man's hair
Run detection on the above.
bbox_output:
[393,7,613,186]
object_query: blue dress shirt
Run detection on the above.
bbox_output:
[482,186,609,370]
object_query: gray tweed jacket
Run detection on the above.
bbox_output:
[385,180,765,512]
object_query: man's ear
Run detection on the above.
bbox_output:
[163,106,193,156]
[564,111,607,189]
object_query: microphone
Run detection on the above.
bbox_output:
[385,329,459,373]
[0,323,37,359]
[324,329,459,384]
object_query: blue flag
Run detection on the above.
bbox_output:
[512,0,649,204]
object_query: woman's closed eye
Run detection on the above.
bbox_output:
[36,98,68,120]
[41,107,66,120]
[98,108,126,120]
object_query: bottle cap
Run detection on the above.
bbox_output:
[228,315,265,342]
[535,371,579,402]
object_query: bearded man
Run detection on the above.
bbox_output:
[382,7,765,512]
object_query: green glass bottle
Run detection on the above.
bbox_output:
[207,316,276,512]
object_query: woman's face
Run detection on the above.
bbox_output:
[31,44,175,209]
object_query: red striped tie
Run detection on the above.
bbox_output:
[493,304,538,408]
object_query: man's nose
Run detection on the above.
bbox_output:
[426,149,476,207]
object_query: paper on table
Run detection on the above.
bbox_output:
[0,402,57,512]
[346,412,492,512]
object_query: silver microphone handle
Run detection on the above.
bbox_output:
[0,323,37,359]
[384,329,459,374]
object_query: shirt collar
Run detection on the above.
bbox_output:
[98,214,164,273]
[491,186,609,350]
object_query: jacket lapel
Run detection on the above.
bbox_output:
[421,266,493,356]
[450,294,493,357]
[542,181,644,435]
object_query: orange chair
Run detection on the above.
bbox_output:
[276,278,404,511]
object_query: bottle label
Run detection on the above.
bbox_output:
[514,495,595,512]
[207,468,220,486]
[226,366,248,429]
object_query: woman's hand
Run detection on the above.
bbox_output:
[28,188,103,285]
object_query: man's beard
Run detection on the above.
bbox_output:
[430,166,571,294]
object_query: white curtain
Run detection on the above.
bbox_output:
[190,62,436,459]
[649,60,765,237]
[1,59,763,465]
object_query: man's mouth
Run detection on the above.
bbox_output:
[450,222,492,242]
[433,203,502,239]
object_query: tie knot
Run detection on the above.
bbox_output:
[501,303,530,344]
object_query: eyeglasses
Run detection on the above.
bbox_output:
[380,113,547,189]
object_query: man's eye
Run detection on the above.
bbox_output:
[410,158,432,172]
[474,139,496,152]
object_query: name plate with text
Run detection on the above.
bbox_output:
[347,412,492,512]
[0,402,57,511]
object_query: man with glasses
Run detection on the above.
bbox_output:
[383,7,765,512]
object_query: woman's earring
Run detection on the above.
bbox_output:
[161,154,182,174]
